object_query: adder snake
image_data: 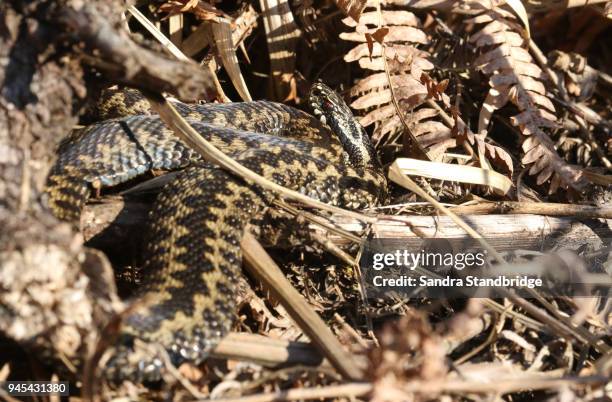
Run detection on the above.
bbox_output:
[45,83,387,381]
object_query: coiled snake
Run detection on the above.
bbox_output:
[45,83,387,381]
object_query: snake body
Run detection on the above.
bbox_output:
[45,83,386,381]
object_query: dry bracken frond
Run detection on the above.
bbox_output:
[342,1,515,184]
[341,3,442,151]
[458,0,585,193]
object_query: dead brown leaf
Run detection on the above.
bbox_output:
[460,0,585,192]
[335,0,368,22]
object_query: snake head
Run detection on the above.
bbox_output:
[308,81,379,170]
[308,81,354,129]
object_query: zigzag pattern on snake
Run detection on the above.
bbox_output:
[45,83,387,381]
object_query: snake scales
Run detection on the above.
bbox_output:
[45,83,387,381]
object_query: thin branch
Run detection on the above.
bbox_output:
[450,201,612,219]
[195,382,372,402]
[194,374,609,402]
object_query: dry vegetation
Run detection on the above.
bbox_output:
[0,0,611,401]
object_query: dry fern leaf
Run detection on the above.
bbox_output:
[341,4,450,157]
[459,0,585,192]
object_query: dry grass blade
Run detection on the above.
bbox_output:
[458,1,586,192]
[241,233,363,380]
[212,20,253,101]
[394,157,513,194]
[504,0,530,38]
[259,0,300,100]
[127,6,190,61]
